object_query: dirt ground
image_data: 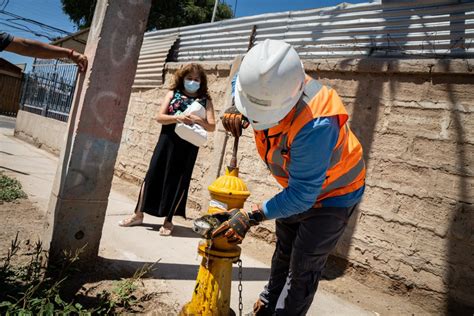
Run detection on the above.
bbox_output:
[0,197,180,315]
[0,196,433,315]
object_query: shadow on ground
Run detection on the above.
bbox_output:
[138,223,200,238]
[61,256,270,308]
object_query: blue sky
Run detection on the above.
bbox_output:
[1,0,370,71]
[233,0,370,17]
[0,0,76,70]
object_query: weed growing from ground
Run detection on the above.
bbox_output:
[0,173,27,202]
[96,261,158,314]
[0,233,157,315]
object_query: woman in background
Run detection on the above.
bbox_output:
[119,63,215,236]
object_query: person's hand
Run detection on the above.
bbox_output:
[176,114,193,125]
[187,114,203,125]
[70,51,88,72]
[211,209,249,243]
[222,106,249,138]
[211,206,265,244]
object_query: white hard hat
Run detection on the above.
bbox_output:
[235,39,305,130]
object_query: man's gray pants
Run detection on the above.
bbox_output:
[258,205,357,316]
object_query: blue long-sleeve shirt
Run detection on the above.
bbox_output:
[232,74,364,219]
[262,116,365,220]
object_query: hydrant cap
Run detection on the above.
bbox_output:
[208,167,250,197]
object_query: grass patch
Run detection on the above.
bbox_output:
[0,233,157,315]
[0,173,27,202]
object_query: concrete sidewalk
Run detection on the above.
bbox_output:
[0,115,374,315]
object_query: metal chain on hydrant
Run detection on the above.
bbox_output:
[237,259,243,316]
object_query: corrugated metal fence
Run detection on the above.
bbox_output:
[137,0,473,76]
[133,34,178,88]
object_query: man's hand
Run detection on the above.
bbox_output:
[70,51,88,72]
[212,209,250,243]
[222,106,249,138]
[211,206,266,244]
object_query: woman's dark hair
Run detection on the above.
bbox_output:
[169,63,211,100]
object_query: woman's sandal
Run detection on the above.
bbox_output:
[118,215,143,227]
[159,223,174,236]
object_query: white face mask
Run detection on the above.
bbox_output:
[184,79,200,93]
[250,120,279,131]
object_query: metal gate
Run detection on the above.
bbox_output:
[20,59,78,122]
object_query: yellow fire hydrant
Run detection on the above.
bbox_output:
[180,166,250,316]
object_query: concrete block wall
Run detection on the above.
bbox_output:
[115,59,473,313]
[308,59,474,313]
[14,110,67,155]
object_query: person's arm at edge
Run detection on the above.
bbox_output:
[5,36,88,72]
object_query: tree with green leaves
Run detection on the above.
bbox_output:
[61,0,233,31]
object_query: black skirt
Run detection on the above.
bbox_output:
[136,124,199,219]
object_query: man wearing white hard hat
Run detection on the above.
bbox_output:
[213,39,366,315]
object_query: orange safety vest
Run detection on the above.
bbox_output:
[254,76,365,204]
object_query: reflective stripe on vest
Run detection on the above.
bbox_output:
[254,76,365,204]
[266,100,308,178]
